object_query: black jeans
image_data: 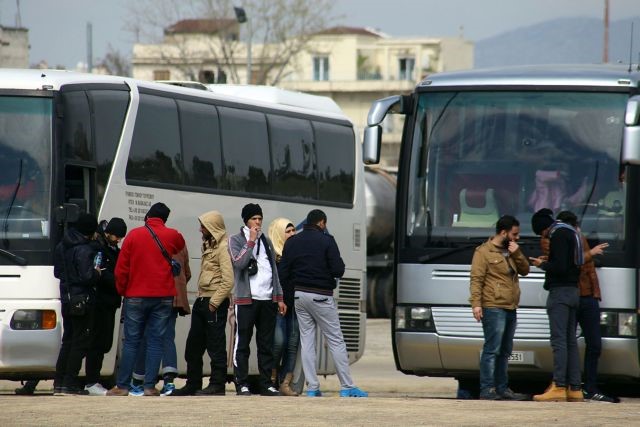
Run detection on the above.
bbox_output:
[184,297,230,389]
[234,299,277,391]
[54,303,72,388]
[85,303,117,385]
[62,305,95,389]
[547,286,581,388]
[577,296,602,393]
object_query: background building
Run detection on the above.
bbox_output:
[132,22,473,167]
[0,25,28,68]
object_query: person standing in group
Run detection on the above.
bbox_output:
[279,209,367,398]
[83,217,127,396]
[228,203,285,397]
[268,217,299,396]
[530,209,585,402]
[172,210,233,396]
[131,238,191,396]
[469,215,530,401]
[107,202,185,397]
[53,213,101,395]
[531,209,615,403]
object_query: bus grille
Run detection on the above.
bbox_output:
[337,277,362,311]
[432,307,551,339]
[338,312,361,353]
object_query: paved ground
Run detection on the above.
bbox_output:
[0,319,637,426]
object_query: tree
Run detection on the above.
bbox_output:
[98,44,132,77]
[125,0,339,85]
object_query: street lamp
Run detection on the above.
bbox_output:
[234,6,251,84]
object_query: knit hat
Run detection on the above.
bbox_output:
[104,217,127,237]
[74,213,98,236]
[145,202,170,223]
[531,208,555,235]
[241,203,263,224]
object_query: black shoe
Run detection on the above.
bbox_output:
[15,386,36,395]
[195,384,225,396]
[583,391,620,403]
[498,388,530,401]
[58,387,89,396]
[478,388,502,400]
[261,386,280,396]
[170,385,200,396]
[236,385,251,396]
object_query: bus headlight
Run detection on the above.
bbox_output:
[600,311,637,337]
[395,306,435,331]
[10,310,57,330]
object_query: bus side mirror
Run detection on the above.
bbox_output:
[363,125,382,164]
[621,95,640,165]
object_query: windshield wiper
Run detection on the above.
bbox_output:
[2,158,23,248]
[0,248,27,266]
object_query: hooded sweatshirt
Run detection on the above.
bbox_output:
[197,210,234,308]
[53,227,100,303]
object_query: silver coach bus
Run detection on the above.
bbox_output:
[364,64,640,392]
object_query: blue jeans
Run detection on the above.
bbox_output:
[116,297,173,389]
[577,296,602,393]
[479,308,517,394]
[547,287,581,387]
[133,310,178,382]
[273,308,300,379]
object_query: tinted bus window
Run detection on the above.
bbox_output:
[314,122,354,204]
[61,91,93,161]
[178,100,223,190]
[89,90,129,207]
[126,94,183,185]
[268,114,316,199]
[218,106,270,193]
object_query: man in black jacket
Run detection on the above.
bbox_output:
[279,209,367,398]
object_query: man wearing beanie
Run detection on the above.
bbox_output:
[53,213,101,395]
[229,203,285,396]
[83,217,127,395]
[108,203,186,396]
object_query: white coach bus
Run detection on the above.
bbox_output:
[0,69,366,392]
[364,64,640,394]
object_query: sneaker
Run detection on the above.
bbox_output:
[584,391,620,403]
[306,389,322,397]
[58,387,89,396]
[84,383,108,396]
[160,383,176,396]
[15,385,36,395]
[339,387,368,398]
[236,385,251,396]
[128,384,144,397]
[479,388,502,401]
[144,387,160,396]
[194,384,225,396]
[106,386,130,396]
[498,388,529,401]
[170,385,199,396]
[261,386,280,396]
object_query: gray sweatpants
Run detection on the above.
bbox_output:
[295,291,355,392]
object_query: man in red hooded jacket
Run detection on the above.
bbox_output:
[107,202,185,396]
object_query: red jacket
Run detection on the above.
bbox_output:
[115,218,186,297]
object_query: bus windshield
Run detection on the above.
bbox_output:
[0,96,52,243]
[406,90,628,247]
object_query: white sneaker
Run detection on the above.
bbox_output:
[84,383,108,396]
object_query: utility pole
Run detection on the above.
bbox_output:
[87,22,93,73]
[603,0,609,63]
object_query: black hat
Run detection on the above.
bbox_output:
[74,213,98,236]
[104,217,127,237]
[531,208,555,235]
[145,202,170,223]
[241,203,263,224]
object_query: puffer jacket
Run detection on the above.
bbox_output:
[197,210,234,309]
[53,227,100,304]
[469,239,530,310]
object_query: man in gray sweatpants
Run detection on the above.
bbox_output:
[279,209,367,398]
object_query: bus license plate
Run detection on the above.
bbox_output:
[508,351,526,364]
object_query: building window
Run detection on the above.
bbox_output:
[398,58,415,81]
[313,56,329,81]
[153,70,170,80]
[199,70,215,83]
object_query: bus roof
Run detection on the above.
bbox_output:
[418,64,640,89]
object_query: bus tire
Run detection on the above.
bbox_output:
[375,269,393,318]
[366,270,379,318]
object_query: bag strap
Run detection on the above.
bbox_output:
[145,224,173,268]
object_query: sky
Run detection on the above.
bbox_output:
[0,0,638,69]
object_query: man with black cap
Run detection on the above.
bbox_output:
[83,217,127,395]
[53,213,101,395]
[228,203,285,396]
[108,203,186,396]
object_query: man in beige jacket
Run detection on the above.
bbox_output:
[172,210,234,396]
[469,215,529,401]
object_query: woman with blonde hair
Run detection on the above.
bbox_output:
[268,217,298,396]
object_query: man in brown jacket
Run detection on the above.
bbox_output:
[172,210,234,396]
[469,215,530,400]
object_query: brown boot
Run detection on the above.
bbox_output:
[279,373,299,396]
[566,387,584,402]
[533,382,567,402]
